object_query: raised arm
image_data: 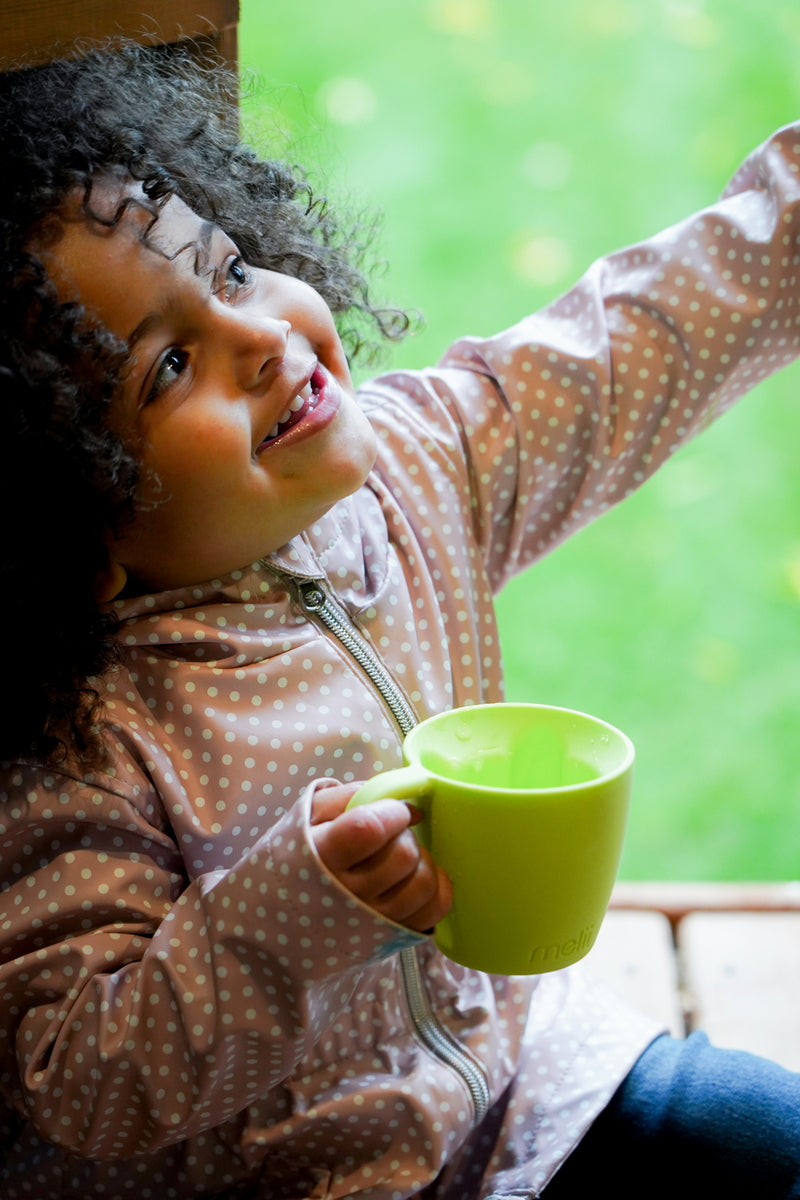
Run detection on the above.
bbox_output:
[364,122,800,589]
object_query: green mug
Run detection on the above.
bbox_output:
[348,702,634,975]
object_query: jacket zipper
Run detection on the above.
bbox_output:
[297,581,418,734]
[398,936,491,1120]
[296,577,491,1122]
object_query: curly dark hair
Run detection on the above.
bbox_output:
[0,40,407,768]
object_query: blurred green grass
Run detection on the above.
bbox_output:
[239,0,800,880]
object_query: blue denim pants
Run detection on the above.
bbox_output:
[541,1033,800,1198]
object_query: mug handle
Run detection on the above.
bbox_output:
[347,763,434,848]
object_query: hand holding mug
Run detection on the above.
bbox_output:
[348,703,634,975]
[311,784,453,932]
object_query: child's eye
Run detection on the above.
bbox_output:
[146,348,189,404]
[219,256,251,303]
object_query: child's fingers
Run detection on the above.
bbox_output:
[339,826,423,903]
[370,854,453,933]
[309,783,361,826]
[312,797,418,874]
[311,798,453,931]
[312,800,453,932]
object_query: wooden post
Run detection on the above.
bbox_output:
[0,1,240,72]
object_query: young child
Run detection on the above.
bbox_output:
[0,41,798,1200]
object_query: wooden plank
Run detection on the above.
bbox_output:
[679,912,800,1071]
[213,21,238,71]
[611,881,800,929]
[585,910,685,1036]
[0,1,240,67]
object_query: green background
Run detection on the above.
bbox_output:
[239,0,800,880]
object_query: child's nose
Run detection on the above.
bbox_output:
[223,309,292,387]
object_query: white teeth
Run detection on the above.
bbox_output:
[276,387,311,427]
[260,380,315,446]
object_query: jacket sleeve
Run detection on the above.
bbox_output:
[364,121,800,591]
[0,765,419,1159]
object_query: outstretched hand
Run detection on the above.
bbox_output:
[310,784,452,933]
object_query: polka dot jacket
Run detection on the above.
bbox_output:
[3,124,800,1199]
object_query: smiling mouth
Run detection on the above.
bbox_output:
[257,367,323,450]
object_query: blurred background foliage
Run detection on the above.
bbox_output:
[239,0,800,880]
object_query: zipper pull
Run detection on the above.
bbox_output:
[298,581,326,612]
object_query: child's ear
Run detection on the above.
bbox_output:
[94,561,128,604]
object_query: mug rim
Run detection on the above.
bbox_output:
[405,701,635,793]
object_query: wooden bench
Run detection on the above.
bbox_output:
[587,882,800,1070]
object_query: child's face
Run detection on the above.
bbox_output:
[43,181,378,593]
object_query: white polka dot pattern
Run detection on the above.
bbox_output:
[2,124,800,1198]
